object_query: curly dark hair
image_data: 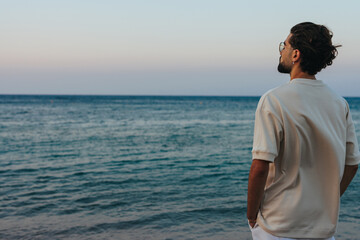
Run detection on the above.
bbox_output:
[289,22,341,75]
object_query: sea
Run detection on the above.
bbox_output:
[0,95,359,240]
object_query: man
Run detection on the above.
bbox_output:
[247,22,360,239]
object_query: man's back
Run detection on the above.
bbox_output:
[252,78,358,238]
[247,22,359,240]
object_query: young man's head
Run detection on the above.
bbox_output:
[278,22,341,75]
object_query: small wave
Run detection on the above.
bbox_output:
[180,172,225,182]
[41,153,80,159]
[20,189,58,197]
[12,168,38,173]
[36,175,58,180]
[98,200,128,210]
[57,208,82,215]
[201,164,220,169]
[35,175,59,183]
[18,203,57,216]
[71,171,88,176]
[80,178,149,188]
[75,196,100,204]
[16,111,29,114]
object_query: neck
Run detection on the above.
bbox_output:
[290,72,316,80]
[290,64,316,80]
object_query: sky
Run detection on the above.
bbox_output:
[1,0,360,96]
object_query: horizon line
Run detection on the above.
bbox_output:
[0,93,262,97]
[1,93,360,98]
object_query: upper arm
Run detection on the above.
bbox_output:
[252,95,283,163]
[250,159,270,177]
[345,164,358,172]
[345,102,360,165]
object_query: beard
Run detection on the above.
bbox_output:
[277,57,292,73]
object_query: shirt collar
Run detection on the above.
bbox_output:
[290,78,324,85]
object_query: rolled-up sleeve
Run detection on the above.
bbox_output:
[252,95,283,162]
[345,103,360,165]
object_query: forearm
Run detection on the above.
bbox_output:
[247,160,269,222]
[340,164,358,197]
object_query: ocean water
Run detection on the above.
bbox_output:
[0,95,359,240]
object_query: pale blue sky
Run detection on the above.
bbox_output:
[1,0,360,96]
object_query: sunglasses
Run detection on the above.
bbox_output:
[279,42,285,52]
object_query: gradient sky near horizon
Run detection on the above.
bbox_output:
[1,1,360,96]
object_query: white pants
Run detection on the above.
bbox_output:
[249,223,335,240]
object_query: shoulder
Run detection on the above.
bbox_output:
[258,84,289,111]
[322,84,349,111]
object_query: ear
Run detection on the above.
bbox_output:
[292,49,301,63]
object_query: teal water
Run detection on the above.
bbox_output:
[0,95,359,240]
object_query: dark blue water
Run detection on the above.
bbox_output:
[0,95,359,240]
